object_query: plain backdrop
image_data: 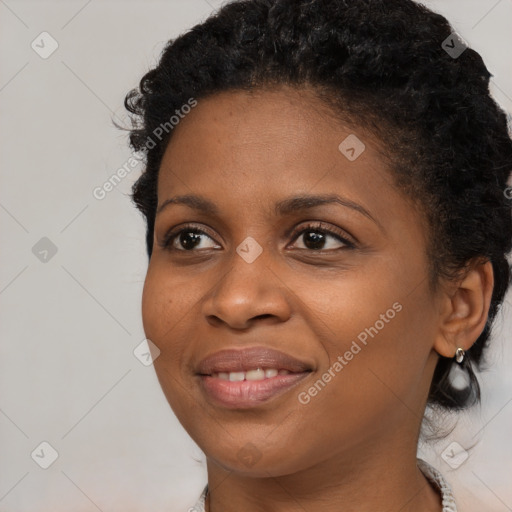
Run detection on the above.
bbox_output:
[1,1,511,511]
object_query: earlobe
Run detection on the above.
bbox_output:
[433,259,494,359]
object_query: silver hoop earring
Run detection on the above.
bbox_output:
[455,347,465,364]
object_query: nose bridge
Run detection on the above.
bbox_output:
[201,235,290,328]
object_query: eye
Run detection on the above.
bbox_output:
[160,224,220,251]
[159,221,355,253]
[288,221,355,251]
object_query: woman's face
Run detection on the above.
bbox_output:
[142,86,442,476]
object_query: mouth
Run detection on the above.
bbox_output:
[196,346,314,409]
[210,368,294,381]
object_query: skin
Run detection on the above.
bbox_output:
[141,85,494,512]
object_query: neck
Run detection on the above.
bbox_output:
[204,426,442,512]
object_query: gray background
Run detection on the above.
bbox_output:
[0,0,511,511]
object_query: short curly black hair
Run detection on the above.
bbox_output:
[123,0,512,411]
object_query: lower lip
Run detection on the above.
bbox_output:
[198,372,310,409]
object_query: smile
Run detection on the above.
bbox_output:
[199,371,311,409]
[211,368,290,381]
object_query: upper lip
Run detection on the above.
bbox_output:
[196,346,314,375]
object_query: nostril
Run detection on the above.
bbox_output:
[255,314,273,321]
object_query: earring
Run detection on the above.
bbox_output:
[455,347,465,364]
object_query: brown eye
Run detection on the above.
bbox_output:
[161,225,220,251]
[290,222,355,251]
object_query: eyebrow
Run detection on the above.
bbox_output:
[156,193,380,227]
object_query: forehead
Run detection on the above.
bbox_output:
[157,86,394,214]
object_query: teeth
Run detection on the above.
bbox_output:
[229,372,245,382]
[212,368,290,380]
[246,368,265,381]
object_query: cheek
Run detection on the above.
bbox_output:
[141,264,197,415]
[141,263,182,350]
[304,264,437,397]
[297,268,400,343]
[348,295,435,408]
[141,267,165,343]
[140,261,208,358]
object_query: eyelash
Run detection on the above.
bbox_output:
[160,221,356,252]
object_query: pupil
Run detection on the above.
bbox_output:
[181,231,201,250]
[304,231,325,249]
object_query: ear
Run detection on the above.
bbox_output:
[433,259,494,358]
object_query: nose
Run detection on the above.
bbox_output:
[201,248,292,330]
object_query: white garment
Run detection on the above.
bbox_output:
[188,458,457,511]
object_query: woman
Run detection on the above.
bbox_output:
[122,0,512,510]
